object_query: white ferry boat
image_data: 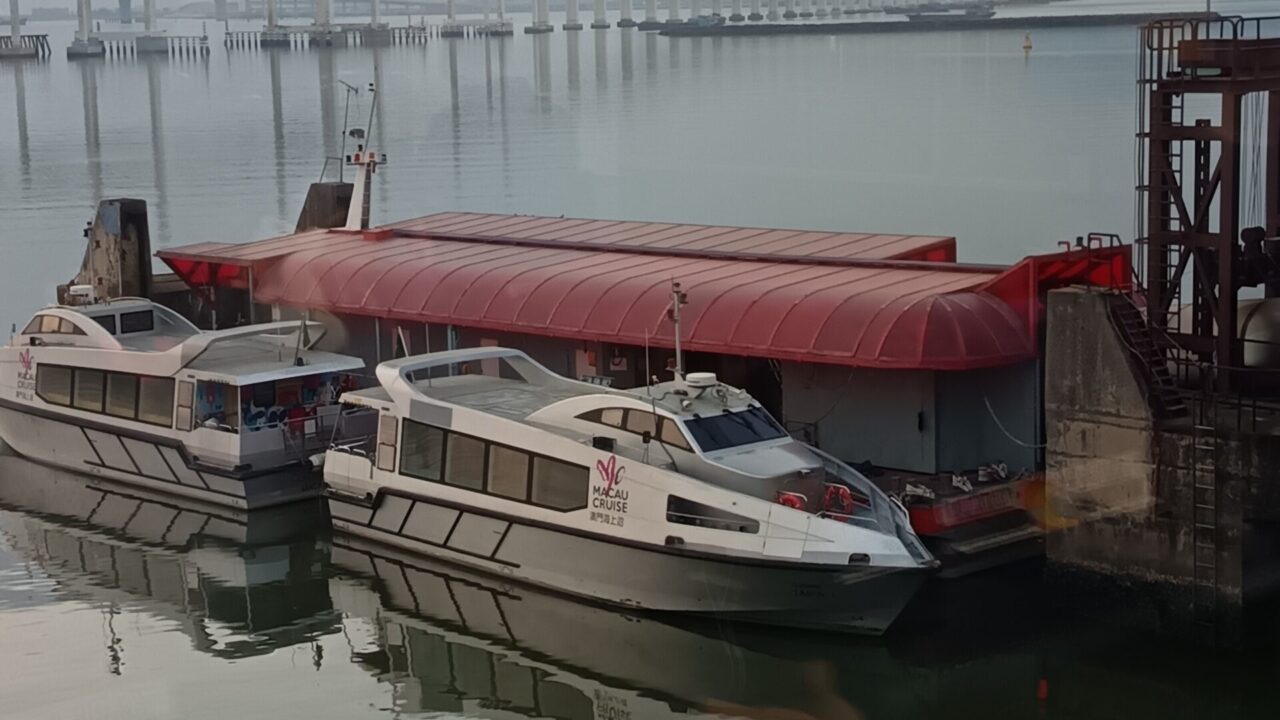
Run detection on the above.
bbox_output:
[324,347,936,634]
[0,298,365,509]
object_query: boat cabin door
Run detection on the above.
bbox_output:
[176,381,194,431]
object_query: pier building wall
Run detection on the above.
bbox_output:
[1044,287,1280,644]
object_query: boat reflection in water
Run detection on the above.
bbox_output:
[329,534,883,720]
[0,457,340,658]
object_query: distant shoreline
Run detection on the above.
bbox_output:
[660,10,1218,37]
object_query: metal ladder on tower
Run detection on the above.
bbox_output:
[1191,387,1218,636]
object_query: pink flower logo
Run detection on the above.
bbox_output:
[18,349,32,374]
[596,455,625,494]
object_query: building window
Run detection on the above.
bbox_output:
[137,377,175,427]
[93,315,117,335]
[36,366,72,406]
[531,457,589,511]
[487,445,530,501]
[105,373,138,419]
[72,369,105,413]
[667,496,759,533]
[445,433,486,491]
[400,420,444,481]
[119,310,155,334]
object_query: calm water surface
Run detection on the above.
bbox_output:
[1,457,1278,719]
[5,5,1280,717]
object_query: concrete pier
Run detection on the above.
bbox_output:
[666,0,680,22]
[799,0,812,17]
[617,0,636,27]
[0,0,36,58]
[523,0,552,32]
[748,0,762,20]
[564,0,581,30]
[591,0,607,28]
[67,0,106,58]
[783,0,797,19]
[766,0,778,19]
[1044,288,1280,647]
[730,0,745,21]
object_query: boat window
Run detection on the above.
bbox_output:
[531,457,589,511]
[195,381,240,433]
[36,365,72,406]
[39,315,61,334]
[658,418,693,452]
[600,408,624,427]
[105,373,138,419]
[72,369,105,413]
[400,420,444,481]
[624,409,657,436]
[137,377,175,427]
[488,445,531,501]
[683,406,787,452]
[119,310,155,334]
[93,315,117,335]
[58,318,85,336]
[667,496,760,534]
[21,316,42,335]
[445,433,486,491]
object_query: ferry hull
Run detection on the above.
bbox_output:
[0,405,319,510]
[328,493,928,635]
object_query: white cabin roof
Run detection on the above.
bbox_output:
[13,300,364,383]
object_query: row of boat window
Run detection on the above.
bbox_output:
[22,310,155,338]
[36,365,176,427]
[394,419,760,534]
[398,419,590,512]
[575,407,694,452]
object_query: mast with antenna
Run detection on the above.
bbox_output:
[342,82,388,232]
[666,281,688,379]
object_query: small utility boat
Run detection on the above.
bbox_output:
[324,347,935,634]
[0,298,365,509]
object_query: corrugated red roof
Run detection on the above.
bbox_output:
[390,212,958,263]
[158,214,1038,370]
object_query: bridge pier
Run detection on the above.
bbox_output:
[590,0,607,28]
[665,0,680,23]
[765,0,778,19]
[690,0,699,19]
[563,0,581,30]
[617,0,635,26]
[523,0,552,33]
[729,0,744,20]
[782,0,796,18]
[799,0,812,18]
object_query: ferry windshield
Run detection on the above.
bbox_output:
[683,406,787,452]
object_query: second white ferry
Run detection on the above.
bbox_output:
[0,297,365,509]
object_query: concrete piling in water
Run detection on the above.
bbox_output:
[564,0,581,30]
[730,0,745,20]
[783,0,797,19]
[617,0,636,26]
[748,0,762,20]
[666,0,680,23]
[591,0,608,28]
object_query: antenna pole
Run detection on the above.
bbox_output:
[671,280,686,379]
[338,86,353,182]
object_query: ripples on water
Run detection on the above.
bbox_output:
[0,456,1277,719]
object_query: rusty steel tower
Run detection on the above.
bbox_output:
[1137,17,1280,390]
